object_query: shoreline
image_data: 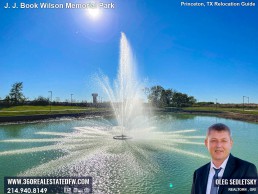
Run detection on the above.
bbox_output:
[0,110,113,124]
[1,109,258,124]
[161,108,258,123]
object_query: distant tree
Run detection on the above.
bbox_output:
[147,85,197,107]
[147,86,174,107]
[32,96,49,105]
[172,92,186,107]
[4,95,11,104]
[5,82,26,105]
[164,89,174,106]
[196,101,214,106]
[188,96,197,105]
[171,92,197,107]
[148,85,165,107]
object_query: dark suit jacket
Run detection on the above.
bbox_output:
[191,154,258,194]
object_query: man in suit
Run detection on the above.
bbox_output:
[191,123,257,194]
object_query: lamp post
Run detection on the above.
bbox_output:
[99,96,103,103]
[247,96,249,109]
[48,91,52,112]
[71,94,73,105]
[243,96,249,111]
[243,96,245,111]
[215,98,218,110]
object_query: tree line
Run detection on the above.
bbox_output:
[145,85,197,107]
[0,82,104,107]
[1,82,50,106]
[1,82,197,108]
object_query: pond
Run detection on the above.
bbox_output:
[0,113,257,193]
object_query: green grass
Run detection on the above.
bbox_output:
[0,105,108,117]
[2,105,258,117]
[183,106,258,115]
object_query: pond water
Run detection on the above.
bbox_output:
[0,113,257,193]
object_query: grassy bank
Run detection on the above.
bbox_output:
[182,106,258,115]
[176,106,258,123]
[1,105,258,123]
[0,105,108,117]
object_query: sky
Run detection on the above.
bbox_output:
[0,0,258,103]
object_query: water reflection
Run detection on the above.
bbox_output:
[0,114,257,193]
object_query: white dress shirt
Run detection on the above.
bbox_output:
[206,156,229,194]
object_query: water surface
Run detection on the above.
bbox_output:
[0,114,257,193]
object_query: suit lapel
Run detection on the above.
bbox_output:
[218,154,236,193]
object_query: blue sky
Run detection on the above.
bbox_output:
[0,0,258,103]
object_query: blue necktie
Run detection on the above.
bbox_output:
[210,167,222,194]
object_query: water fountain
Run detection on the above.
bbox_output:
[99,32,147,140]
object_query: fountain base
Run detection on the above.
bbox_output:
[113,135,132,140]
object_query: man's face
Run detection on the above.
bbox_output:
[205,129,233,163]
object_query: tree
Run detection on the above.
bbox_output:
[171,92,197,107]
[6,82,26,105]
[32,96,49,105]
[147,86,174,107]
[188,96,197,105]
[147,85,165,107]
[147,85,197,108]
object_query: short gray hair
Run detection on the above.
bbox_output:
[206,123,232,138]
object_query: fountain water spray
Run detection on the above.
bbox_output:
[99,32,146,140]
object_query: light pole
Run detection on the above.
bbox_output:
[71,94,73,105]
[215,98,217,110]
[99,96,103,103]
[243,96,245,111]
[48,91,52,112]
[247,96,249,109]
[243,96,249,111]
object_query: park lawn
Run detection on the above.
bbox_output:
[0,105,87,111]
[183,106,258,115]
[0,105,107,117]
